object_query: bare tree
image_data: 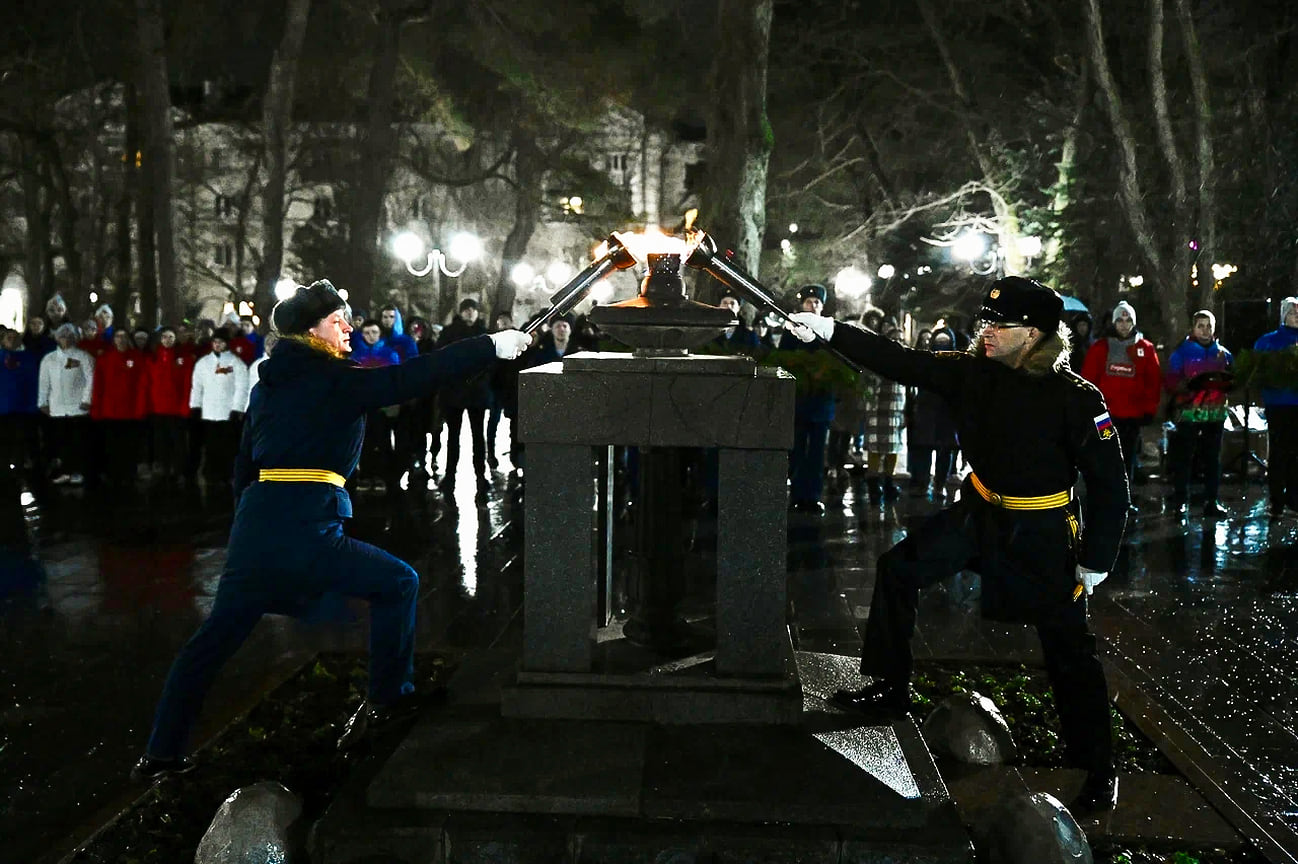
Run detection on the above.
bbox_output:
[135,0,179,326]
[257,0,312,315]
[346,0,435,316]
[700,0,774,285]
[1083,0,1217,339]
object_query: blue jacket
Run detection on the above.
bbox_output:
[349,337,400,367]
[1253,326,1298,407]
[227,335,494,569]
[383,308,420,362]
[0,347,41,415]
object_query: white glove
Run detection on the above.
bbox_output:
[787,312,835,343]
[489,329,532,360]
[1075,565,1108,596]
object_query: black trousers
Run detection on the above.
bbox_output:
[444,406,487,479]
[152,415,189,479]
[1169,420,1224,501]
[1266,404,1298,509]
[860,502,1113,774]
[101,419,142,488]
[1113,418,1141,486]
[50,416,90,478]
[201,420,241,484]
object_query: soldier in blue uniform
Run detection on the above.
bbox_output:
[790,276,1130,814]
[132,280,531,780]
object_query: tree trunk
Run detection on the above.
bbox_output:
[346,1,408,316]
[136,0,178,327]
[1174,0,1216,313]
[1046,60,1089,278]
[1083,0,1184,339]
[700,0,774,296]
[494,132,543,320]
[258,0,313,316]
[39,135,85,306]
[115,83,139,311]
[135,71,158,329]
[19,137,53,315]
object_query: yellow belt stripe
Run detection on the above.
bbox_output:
[969,472,1070,510]
[258,468,347,487]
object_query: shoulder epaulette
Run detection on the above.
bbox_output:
[1061,368,1101,395]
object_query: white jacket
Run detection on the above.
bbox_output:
[190,351,250,421]
[38,347,95,417]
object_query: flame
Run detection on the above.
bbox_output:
[588,214,704,265]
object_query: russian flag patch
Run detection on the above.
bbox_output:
[1093,412,1115,440]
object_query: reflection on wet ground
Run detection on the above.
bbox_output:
[2,432,1297,861]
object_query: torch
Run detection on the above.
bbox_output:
[521,234,637,336]
[684,229,863,372]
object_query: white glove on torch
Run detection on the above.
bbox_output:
[1075,565,1108,597]
[787,312,835,343]
[489,329,533,360]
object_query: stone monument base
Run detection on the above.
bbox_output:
[310,652,973,864]
[501,623,803,725]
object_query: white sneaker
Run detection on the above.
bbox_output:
[51,474,71,485]
[69,474,84,485]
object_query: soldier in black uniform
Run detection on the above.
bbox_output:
[790,276,1129,813]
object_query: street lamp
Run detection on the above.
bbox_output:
[877,264,896,280]
[393,230,481,278]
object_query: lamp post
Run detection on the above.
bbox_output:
[392,231,481,320]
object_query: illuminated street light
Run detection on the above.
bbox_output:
[1211,263,1238,282]
[393,230,479,278]
[448,232,484,265]
[877,264,896,280]
[510,262,537,288]
[834,266,873,298]
[789,223,799,233]
[952,231,989,262]
[274,277,298,301]
[1126,275,1145,288]
[546,260,575,286]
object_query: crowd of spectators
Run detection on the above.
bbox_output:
[0,296,266,493]
[6,287,1296,524]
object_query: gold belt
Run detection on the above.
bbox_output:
[259,468,346,487]
[969,472,1071,510]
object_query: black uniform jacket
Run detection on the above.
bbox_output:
[226,334,494,574]
[830,323,1129,610]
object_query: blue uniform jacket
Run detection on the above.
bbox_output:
[0,348,41,415]
[226,334,495,577]
[1253,326,1298,407]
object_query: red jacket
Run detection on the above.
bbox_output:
[229,335,257,366]
[78,337,110,360]
[146,345,195,417]
[1080,335,1162,420]
[90,347,149,420]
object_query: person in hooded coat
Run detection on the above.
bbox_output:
[132,280,532,780]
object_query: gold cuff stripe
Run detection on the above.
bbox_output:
[258,468,347,487]
[970,472,1071,510]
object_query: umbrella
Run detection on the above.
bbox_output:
[1061,295,1089,313]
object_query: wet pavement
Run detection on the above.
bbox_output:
[3,429,1298,863]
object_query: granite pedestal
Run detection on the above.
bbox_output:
[504,352,801,724]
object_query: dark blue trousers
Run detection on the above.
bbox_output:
[146,522,418,759]
[790,419,830,505]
